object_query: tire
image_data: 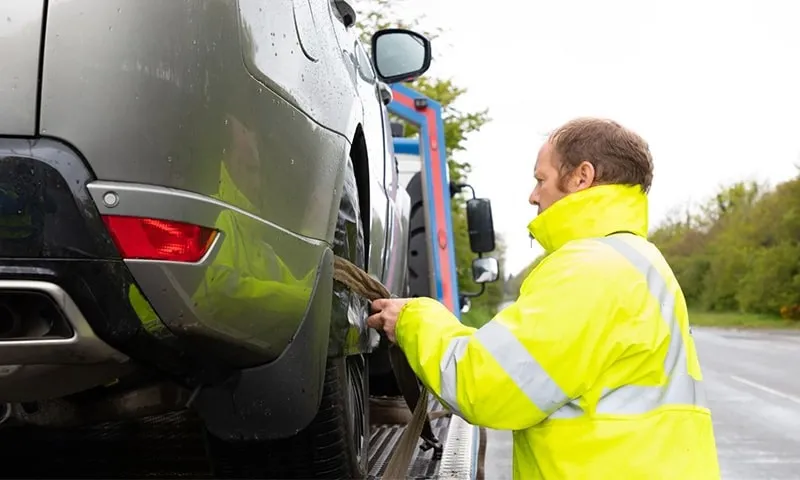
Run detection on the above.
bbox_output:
[206,355,369,479]
[205,158,370,479]
[406,172,431,298]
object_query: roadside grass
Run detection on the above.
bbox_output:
[689,310,800,329]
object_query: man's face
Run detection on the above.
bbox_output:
[529,142,568,215]
[528,141,595,215]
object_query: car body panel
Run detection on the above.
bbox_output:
[382,167,411,295]
[238,0,357,138]
[38,0,407,358]
[0,0,44,135]
[328,7,391,281]
[380,105,411,295]
[40,0,347,242]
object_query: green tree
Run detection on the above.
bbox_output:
[354,0,504,320]
[736,242,800,314]
[648,173,800,317]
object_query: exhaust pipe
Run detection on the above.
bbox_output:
[0,281,128,365]
[0,303,21,338]
[0,295,56,340]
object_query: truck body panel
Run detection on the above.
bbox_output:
[388,86,461,313]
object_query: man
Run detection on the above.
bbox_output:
[367,117,720,479]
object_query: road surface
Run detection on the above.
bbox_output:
[694,327,800,479]
[482,326,800,479]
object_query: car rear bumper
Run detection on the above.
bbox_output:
[0,137,334,437]
[0,137,209,396]
[86,177,330,369]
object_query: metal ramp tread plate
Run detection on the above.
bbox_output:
[367,396,478,480]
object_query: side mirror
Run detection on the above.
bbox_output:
[370,28,432,84]
[466,198,495,254]
[471,257,499,284]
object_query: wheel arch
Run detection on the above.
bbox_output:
[348,124,371,268]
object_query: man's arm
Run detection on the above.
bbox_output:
[394,247,619,431]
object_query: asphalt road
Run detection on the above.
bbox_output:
[482,327,800,479]
[694,327,800,479]
[484,429,513,479]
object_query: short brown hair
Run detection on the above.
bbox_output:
[548,117,654,193]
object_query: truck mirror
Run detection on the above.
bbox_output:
[371,29,432,84]
[471,257,499,284]
[466,198,495,253]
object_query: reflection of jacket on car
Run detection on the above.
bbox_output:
[394,184,720,480]
[194,161,314,322]
[129,162,314,339]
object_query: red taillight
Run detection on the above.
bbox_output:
[102,215,217,263]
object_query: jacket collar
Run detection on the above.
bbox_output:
[527,184,649,254]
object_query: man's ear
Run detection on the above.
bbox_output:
[573,161,596,191]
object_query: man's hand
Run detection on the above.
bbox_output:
[367,298,412,343]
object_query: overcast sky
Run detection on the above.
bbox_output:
[370,0,800,276]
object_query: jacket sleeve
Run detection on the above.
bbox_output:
[395,245,620,430]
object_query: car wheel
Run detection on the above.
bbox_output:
[338,352,369,476]
[205,158,370,479]
[205,354,369,479]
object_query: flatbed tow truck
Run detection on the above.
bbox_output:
[0,85,495,480]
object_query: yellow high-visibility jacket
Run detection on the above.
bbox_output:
[395,184,721,480]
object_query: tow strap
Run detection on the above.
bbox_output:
[332,256,442,478]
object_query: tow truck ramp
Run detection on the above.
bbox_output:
[368,396,480,479]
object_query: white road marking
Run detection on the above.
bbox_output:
[729,375,800,406]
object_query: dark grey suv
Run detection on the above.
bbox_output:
[0,0,432,477]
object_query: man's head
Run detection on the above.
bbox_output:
[529,117,654,214]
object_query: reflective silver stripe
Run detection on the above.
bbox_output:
[439,320,570,416]
[548,398,584,419]
[439,337,468,417]
[603,237,682,374]
[549,234,707,419]
[590,234,706,415]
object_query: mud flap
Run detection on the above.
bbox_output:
[192,248,333,441]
